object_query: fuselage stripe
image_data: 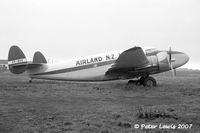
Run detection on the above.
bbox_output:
[33,60,116,76]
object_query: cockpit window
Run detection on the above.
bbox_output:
[145,48,158,55]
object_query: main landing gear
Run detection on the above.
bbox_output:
[128,76,157,87]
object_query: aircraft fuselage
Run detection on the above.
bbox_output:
[28,48,189,81]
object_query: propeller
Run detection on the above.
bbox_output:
[167,47,175,79]
[169,47,172,62]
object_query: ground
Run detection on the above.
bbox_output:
[0,71,200,133]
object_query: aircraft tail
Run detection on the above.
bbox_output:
[8,45,47,74]
[8,45,28,74]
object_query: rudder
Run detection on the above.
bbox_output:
[33,51,47,64]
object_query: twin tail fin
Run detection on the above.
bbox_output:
[8,45,47,74]
[8,46,27,74]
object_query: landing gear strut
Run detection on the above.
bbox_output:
[139,76,145,85]
[128,76,157,87]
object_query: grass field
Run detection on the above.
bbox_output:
[0,71,200,133]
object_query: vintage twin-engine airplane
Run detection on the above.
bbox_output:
[8,45,189,87]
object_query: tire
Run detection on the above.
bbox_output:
[29,78,33,83]
[143,77,157,87]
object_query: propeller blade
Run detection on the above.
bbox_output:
[169,47,172,63]
[174,69,177,76]
[170,62,175,79]
[167,47,175,79]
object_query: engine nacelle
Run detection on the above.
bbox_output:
[147,52,170,72]
[156,52,170,72]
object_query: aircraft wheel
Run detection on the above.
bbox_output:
[29,78,33,83]
[143,77,157,87]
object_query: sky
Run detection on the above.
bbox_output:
[0,0,199,69]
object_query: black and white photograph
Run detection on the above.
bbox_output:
[0,0,199,132]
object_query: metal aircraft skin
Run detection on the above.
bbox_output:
[8,45,189,86]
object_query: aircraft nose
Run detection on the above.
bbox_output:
[171,51,189,69]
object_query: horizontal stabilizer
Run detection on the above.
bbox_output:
[27,63,44,69]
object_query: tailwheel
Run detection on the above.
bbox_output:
[143,76,157,87]
[29,78,33,83]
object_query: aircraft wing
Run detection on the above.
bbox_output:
[106,46,149,77]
